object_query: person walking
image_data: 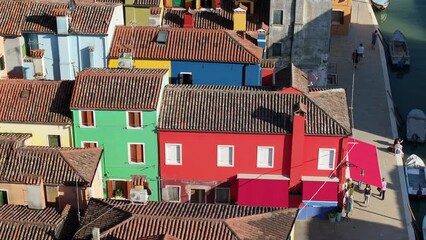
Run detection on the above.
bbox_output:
[357,43,365,61]
[380,178,387,200]
[394,138,404,158]
[371,30,378,49]
[364,184,371,206]
[352,49,359,68]
[345,194,353,221]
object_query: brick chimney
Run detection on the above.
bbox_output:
[289,102,306,192]
[233,3,247,31]
[257,22,268,59]
[183,8,194,28]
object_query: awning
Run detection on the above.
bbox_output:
[347,138,382,187]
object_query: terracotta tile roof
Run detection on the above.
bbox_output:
[109,26,262,64]
[260,59,276,69]
[0,133,32,145]
[75,198,288,240]
[22,1,117,34]
[163,0,270,31]
[0,204,77,240]
[29,49,45,58]
[134,0,160,6]
[275,65,310,94]
[0,146,103,186]
[70,68,167,110]
[150,6,162,15]
[0,0,30,36]
[158,84,352,136]
[0,80,74,124]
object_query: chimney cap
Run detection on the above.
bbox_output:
[293,102,307,116]
[257,22,269,32]
[233,3,248,12]
[185,8,195,15]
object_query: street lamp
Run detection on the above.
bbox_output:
[346,161,365,176]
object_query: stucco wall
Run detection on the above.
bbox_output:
[108,58,171,78]
[72,109,160,201]
[0,183,28,205]
[0,123,73,147]
[4,36,25,78]
[125,7,150,26]
[0,37,7,79]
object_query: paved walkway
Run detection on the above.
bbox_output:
[294,0,415,239]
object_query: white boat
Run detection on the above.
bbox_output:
[371,0,390,10]
[405,154,426,198]
[390,30,410,67]
[407,109,426,143]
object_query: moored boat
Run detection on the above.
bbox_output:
[406,109,426,143]
[390,30,410,68]
[405,154,426,198]
[371,0,390,10]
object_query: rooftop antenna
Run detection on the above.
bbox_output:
[129,20,136,69]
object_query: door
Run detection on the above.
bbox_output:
[190,189,206,203]
[0,190,8,206]
[173,0,184,7]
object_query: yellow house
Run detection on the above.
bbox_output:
[0,80,74,147]
[0,133,104,210]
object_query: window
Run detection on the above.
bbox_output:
[127,111,142,128]
[48,135,61,147]
[257,146,274,168]
[129,143,145,164]
[0,190,8,206]
[82,141,98,148]
[45,186,59,207]
[165,144,182,165]
[215,188,230,204]
[0,55,4,71]
[272,43,282,57]
[80,110,95,127]
[332,10,344,25]
[318,148,336,170]
[273,10,283,25]
[190,189,206,203]
[179,72,193,84]
[106,180,132,199]
[217,145,234,167]
[163,186,181,202]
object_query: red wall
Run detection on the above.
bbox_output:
[238,179,289,207]
[159,132,292,181]
[261,68,274,86]
[302,181,339,202]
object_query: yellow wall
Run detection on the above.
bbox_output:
[91,162,104,199]
[0,123,73,147]
[233,12,246,31]
[0,183,28,205]
[109,58,171,78]
[0,36,7,79]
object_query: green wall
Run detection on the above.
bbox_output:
[125,6,150,26]
[72,109,160,201]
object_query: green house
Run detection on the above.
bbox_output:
[124,0,163,26]
[70,68,169,201]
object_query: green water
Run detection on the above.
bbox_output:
[375,0,426,235]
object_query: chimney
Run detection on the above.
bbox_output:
[213,0,221,9]
[29,49,46,79]
[52,9,70,35]
[233,3,247,31]
[289,102,307,192]
[183,8,194,29]
[92,228,100,240]
[26,176,46,210]
[257,23,268,59]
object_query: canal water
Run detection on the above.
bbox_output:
[375,0,426,235]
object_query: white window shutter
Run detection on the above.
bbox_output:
[267,148,273,166]
[327,150,335,168]
[228,147,233,165]
[162,188,170,201]
[166,145,177,164]
[175,145,181,164]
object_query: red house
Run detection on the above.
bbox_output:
[158,67,356,208]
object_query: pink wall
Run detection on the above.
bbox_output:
[237,178,289,207]
[159,132,292,181]
[302,181,338,202]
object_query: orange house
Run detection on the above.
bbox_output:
[331,0,352,35]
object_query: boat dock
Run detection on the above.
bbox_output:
[295,0,415,239]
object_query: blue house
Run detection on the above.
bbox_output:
[108,27,263,86]
[18,1,124,80]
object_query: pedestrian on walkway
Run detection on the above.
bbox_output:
[357,44,365,61]
[364,184,371,206]
[349,183,355,196]
[371,30,378,49]
[352,50,359,68]
[394,138,404,158]
[345,194,353,221]
[379,178,387,200]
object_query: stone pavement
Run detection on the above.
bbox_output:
[294,0,415,239]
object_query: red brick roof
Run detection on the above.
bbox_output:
[109,26,263,64]
[75,198,295,240]
[0,0,31,36]
[0,146,103,186]
[0,80,73,124]
[158,85,351,135]
[22,1,118,34]
[163,0,270,31]
[70,68,167,110]
[134,0,160,6]
[0,204,76,240]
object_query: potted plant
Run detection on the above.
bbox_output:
[114,189,125,199]
[328,210,337,223]
[335,206,343,222]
